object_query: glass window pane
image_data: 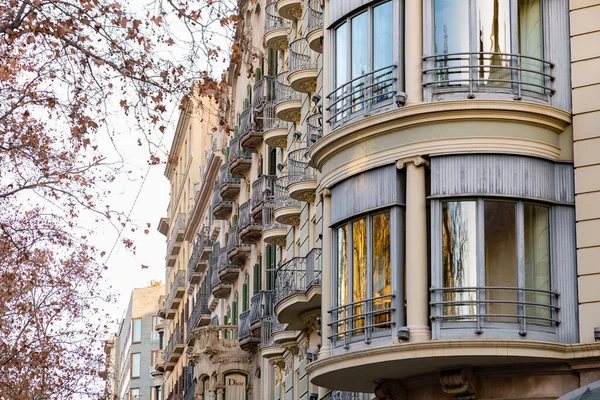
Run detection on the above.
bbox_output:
[334,23,348,121]
[131,388,140,400]
[132,319,142,343]
[351,12,368,113]
[442,201,477,320]
[372,212,391,330]
[518,0,544,93]
[373,2,393,70]
[352,218,367,335]
[131,353,140,378]
[434,0,469,85]
[524,204,551,326]
[336,225,348,339]
[475,0,512,87]
[484,201,517,323]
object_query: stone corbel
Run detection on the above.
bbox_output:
[374,380,407,400]
[396,156,430,170]
[439,368,477,400]
[300,309,321,333]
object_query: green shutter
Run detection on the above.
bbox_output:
[255,67,263,80]
[243,282,249,311]
[232,300,238,325]
[268,148,277,175]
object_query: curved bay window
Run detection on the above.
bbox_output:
[432,199,558,338]
[332,211,393,347]
[423,0,554,101]
[328,0,400,128]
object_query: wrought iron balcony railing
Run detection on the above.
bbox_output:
[219,163,240,189]
[263,102,286,131]
[251,175,276,211]
[167,213,186,254]
[238,310,251,341]
[265,2,289,34]
[250,290,275,327]
[229,135,251,164]
[186,291,210,341]
[320,391,372,400]
[164,324,184,363]
[239,201,256,231]
[274,175,300,209]
[262,199,284,231]
[422,52,555,100]
[306,0,323,34]
[253,76,276,109]
[210,261,221,292]
[239,107,253,138]
[227,224,242,254]
[306,113,322,152]
[275,71,301,104]
[289,38,317,73]
[260,315,285,348]
[288,148,316,185]
[187,227,212,280]
[275,249,322,305]
[327,65,397,128]
[166,270,185,313]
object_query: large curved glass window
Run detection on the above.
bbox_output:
[437,199,554,330]
[330,1,397,127]
[426,0,548,97]
[333,211,392,345]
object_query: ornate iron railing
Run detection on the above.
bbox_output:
[227,224,243,254]
[306,113,322,151]
[218,163,240,188]
[275,250,322,305]
[239,201,256,231]
[289,38,317,73]
[306,0,323,34]
[238,310,251,340]
[251,175,276,210]
[166,270,185,312]
[167,213,186,253]
[187,291,210,341]
[218,247,231,274]
[210,260,221,291]
[275,71,301,104]
[249,290,275,326]
[263,102,286,131]
[288,148,316,184]
[265,2,289,33]
[260,315,285,348]
[187,227,212,279]
[239,107,253,138]
[327,64,397,128]
[229,135,251,164]
[254,76,276,109]
[262,199,284,231]
[422,52,555,100]
[274,175,300,209]
[164,324,184,362]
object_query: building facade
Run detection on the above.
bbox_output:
[156,0,600,399]
[105,285,165,400]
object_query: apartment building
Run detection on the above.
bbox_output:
[156,0,600,399]
[105,285,165,400]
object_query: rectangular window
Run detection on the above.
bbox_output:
[372,212,391,330]
[484,201,518,323]
[336,225,348,339]
[352,218,367,334]
[441,201,477,319]
[524,203,550,325]
[130,353,141,379]
[518,0,544,92]
[132,318,142,343]
[351,12,369,113]
[130,388,140,400]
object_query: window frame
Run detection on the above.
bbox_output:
[131,318,142,344]
[434,197,556,334]
[130,352,141,379]
[130,388,140,400]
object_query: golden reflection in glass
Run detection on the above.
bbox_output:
[352,218,367,335]
[518,0,544,93]
[524,204,550,326]
[337,225,348,339]
[372,212,391,330]
[476,0,511,87]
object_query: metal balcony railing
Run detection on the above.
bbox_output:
[158,295,166,318]
[275,71,301,104]
[210,260,221,291]
[327,64,397,128]
[265,2,289,34]
[240,107,253,138]
[187,227,212,280]
[306,0,323,34]
[251,175,276,211]
[250,290,275,327]
[167,213,186,253]
[227,224,242,254]
[275,250,322,305]
[164,325,184,362]
[320,391,372,400]
[166,270,185,312]
[288,148,316,185]
[262,199,285,231]
[306,113,322,151]
[263,102,286,131]
[219,163,239,188]
[260,314,285,348]
[238,310,251,341]
[229,135,251,164]
[289,38,317,73]
[274,175,300,209]
[218,247,229,272]
[187,291,210,341]
[239,202,255,231]
[422,52,555,100]
[254,76,276,109]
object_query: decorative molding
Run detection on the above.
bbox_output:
[300,309,321,332]
[439,369,477,400]
[396,156,430,169]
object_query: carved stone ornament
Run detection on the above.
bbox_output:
[374,380,406,400]
[395,156,430,170]
[439,368,477,400]
[300,309,321,332]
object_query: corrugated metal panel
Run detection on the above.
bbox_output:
[546,0,572,111]
[431,154,574,204]
[331,165,404,225]
[552,206,579,344]
[329,0,377,27]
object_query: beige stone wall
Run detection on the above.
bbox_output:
[571,0,600,343]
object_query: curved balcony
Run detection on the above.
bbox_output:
[262,199,287,246]
[211,259,232,299]
[275,72,302,123]
[187,227,212,285]
[240,107,263,153]
[263,102,288,148]
[422,52,555,103]
[229,135,251,178]
[289,38,318,94]
[157,295,166,319]
[251,175,276,222]
[239,201,262,244]
[164,325,184,371]
[306,113,322,155]
[186,291,210,345]
[212,181,233,221]
[238,310,260,352]
[276,0,302,20]
[264,3,289,50]
[151,349,164,376]
[166,270,186,320]
[166,213,186,267]
[219,245,240,284]
[227,224,251,267]
[274,248,322,330]
[219,163,240,201]
[273,175,301,226]
[249,290,275,334]
[259,314,286,360]
[253,75,276,112]
[288,148,317,202]
[305,0,323,53]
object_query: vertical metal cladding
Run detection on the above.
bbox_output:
[430,154,574,204]
[546,0,572,111]
[331,164,404,225]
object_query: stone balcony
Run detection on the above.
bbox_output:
[288,38,318,94]
[273,175,301,226]
[166,270,186,320]
[239,201,262,244]
[264,2,289,50]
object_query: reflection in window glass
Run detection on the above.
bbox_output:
[476,0,511,87]
[434,0,469,84]
[352,219,367,334]
[351,12,368,113]
[372,212,391,330]
[518,0,544,92]
[335,23,348,90]
[337,225,348,339]
[132,318,142,343]
[442,202,477,319]
[524,204,550,325]
[484,201,517,322]
[131,353,141,378]
[373,2,393,70]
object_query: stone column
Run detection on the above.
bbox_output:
[404,0,423,104]
[318,190,332,359]
[397,157,430,342]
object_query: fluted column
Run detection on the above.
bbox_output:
[318,190,332,359]
[404,0,423,103]
[397,157,430,342]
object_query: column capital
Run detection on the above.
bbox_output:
[396,156,430,170]
[319,188,332,198]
